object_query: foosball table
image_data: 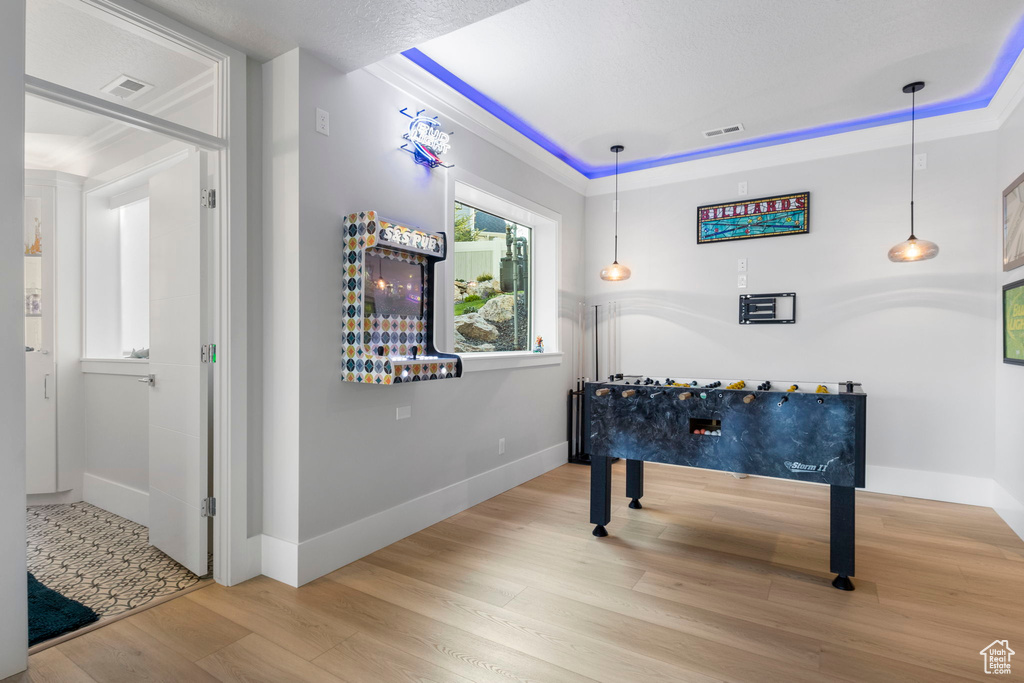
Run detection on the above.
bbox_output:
[583,375,866,590]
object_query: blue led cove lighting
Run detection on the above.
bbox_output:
[402,14,1024,179]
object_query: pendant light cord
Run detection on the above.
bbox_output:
[613,149,619,263]
[910,88,916,239]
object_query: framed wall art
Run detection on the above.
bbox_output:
[1003,171,1024,271]
[697,192,809,244]
[1004,278,1024,366]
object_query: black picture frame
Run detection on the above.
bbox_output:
[1003,171,1024,271]
[1004,278,1024,366]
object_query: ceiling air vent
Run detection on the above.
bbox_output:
[100,75,153,101]
[703,123,745,139]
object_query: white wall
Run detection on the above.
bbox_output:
[0,2,27,676]
[585,133,1000,502]
[995,99,1024,538]
[261,49,302,547]
[262,50,585,584]
[81,372,150,525]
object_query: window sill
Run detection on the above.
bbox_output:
[80,358,150,376]
[459,351,563,373]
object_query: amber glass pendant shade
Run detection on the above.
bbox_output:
[889,81,939,262]
[887,236,939,262]
[601,144,631,281]
[600,261,631,281]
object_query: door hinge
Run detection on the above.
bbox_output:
[200,188,216,208]
[201,343,217,363]
[201,497,216,517]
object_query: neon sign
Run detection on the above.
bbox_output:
[400,108,453,169]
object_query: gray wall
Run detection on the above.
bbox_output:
[246,56,264,538]
[584,134,1000,486]
[0,2,27,677]
[83,374,149,492]
[996,101,1024,520]
[262,50,585,549]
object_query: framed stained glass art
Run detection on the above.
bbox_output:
[698,192,809,244]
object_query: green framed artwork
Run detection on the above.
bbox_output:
[1004,278,1024,365]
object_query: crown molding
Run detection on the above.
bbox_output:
[371,33,1024,198]
[990,40,1024,128]
[585,107,999,196]
[364,55,589,195]
[24,169,87,188]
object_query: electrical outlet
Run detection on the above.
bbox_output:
[396,405,411,420]
[914,153,927,170]
[738,258,747,272]
[316,107,330,136]
[738,181,748,196]
[738,274,747,288]
[498,438,506,455]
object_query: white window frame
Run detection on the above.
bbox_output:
[445,170,562,372]
[25,0,252,587]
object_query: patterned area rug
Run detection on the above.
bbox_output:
[27,502,201,617]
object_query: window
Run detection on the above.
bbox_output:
[84,191,151,359]
[448,175,561,371]
[119,200,150,354]
[453,202,532,353]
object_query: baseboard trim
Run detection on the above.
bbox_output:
[260,533,299,586]
[260,441,568,587]
[993,482,1024,542]
[27,490,80,506]
[864,465,993,508]
[257,453,1024,588]
[82,473,149,527]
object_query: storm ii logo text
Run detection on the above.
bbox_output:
[784,460,826,473]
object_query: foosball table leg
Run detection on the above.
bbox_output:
[590,454,612,537]
[626,459,644,509]
[830,485,856,591]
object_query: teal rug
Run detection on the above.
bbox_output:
[27,572,99,646]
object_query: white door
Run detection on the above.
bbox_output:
[146,149,210,576]
[24,188,57,494]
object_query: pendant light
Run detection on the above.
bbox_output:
[600,145,632,281]
[888,81,939,262]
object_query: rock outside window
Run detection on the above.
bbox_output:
[453,202,532,353]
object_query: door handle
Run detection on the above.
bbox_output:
[138,374,155,387]
[44,374,50,399]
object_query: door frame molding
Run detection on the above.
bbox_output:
[26,0,253,586]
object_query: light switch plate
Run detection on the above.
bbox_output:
[498,438,506,455]
[396,405,411,420]
[738,274,748,288]
[738,181,748,196]
[738,258,747,272]
[914,153,927,170]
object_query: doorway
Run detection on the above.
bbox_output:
[22,0,235,647]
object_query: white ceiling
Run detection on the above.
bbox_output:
[131,0,532,72]
[27,0,217,116]
[26,94,187,179]
[412,0,1024,170]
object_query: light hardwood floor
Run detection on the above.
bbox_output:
[6,461,1024,682]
